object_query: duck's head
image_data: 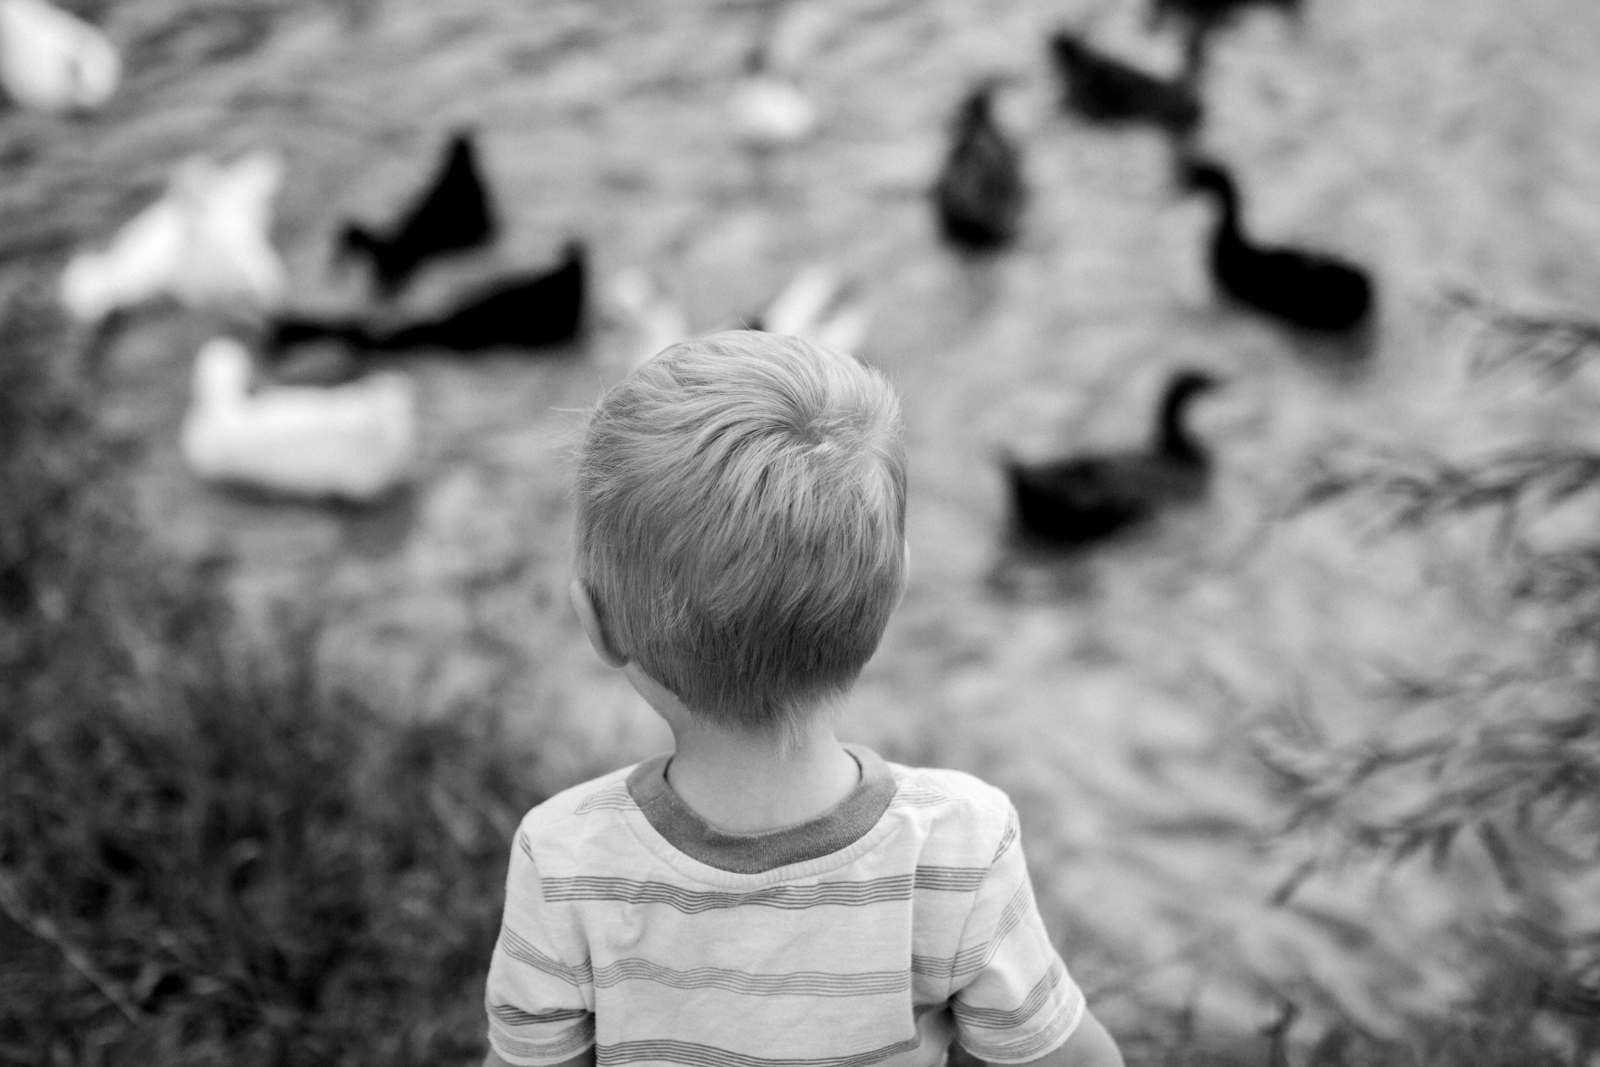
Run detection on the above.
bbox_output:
[1166,369,1222,404]
[1049,31,1087,64]
[959,75,1010,123]
[191,338,255,407]
[1157,370,1223,461]
[1180,157,1235,199]
[220,150,286,223]
[445,128,479,164]
[68,33,121,110]
[741,42,770,75]
[58,252,114,324]
[338,222,376,259]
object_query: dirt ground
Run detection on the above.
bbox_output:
[11,0,1600,1052]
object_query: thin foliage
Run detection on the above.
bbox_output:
[0,290,549,1067]
[1295,444,1600,533]
[1448,290,1600,384]
[1259,389,1600,1064]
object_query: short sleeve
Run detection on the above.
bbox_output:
[949,806,1085,1064]
[485,825,595,1066]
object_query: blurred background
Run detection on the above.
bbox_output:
[3,0,1600,1063]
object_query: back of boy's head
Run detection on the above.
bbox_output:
[575,330,907,735]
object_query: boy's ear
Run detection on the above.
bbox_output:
[569,578,629,669]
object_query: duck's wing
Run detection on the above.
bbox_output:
[936,125,1024,242]
[611,269,689,367]
[1011,455,1149,512]
[180,151,287,308]
[761,265,842,338]
[384,253,585,350]
[812,300,870,356]
[1007,456,1152,542]
[1067,50,1157,115]
[1024,451,1209,509]
[1247,246,1373,328]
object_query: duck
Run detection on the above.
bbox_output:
[1003,370,1221,546]
[59,150,287,325]
[180,337,415,503]
[339,130,496,298]
[728,44,818,152]
[752,264,871,356]
[933,79,1025,252]
[1183,159,1373,333]
[1048,30,1201,136]
[1150,0,1299,35]
[273,240,585,355]
[0,0,119,113]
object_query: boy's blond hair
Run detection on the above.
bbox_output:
[574,331,906,736]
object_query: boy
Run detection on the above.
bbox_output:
[484,332,1124,1067]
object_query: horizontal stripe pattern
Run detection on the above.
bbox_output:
[911,882,1031,979]
[596,1037,923,1067]
[490,1015,594,1061]
[492,1003,591,1026]
[593,958,908,997]
[543,874,915,912]
[499,924,593,986]
[962,993,1084,1065]
[912,866,987,892]
[543,867,985,913]
[892,780,953,808]
[576,782,635,814]
[992,820,1017,864]
[952,961,1064,1029]
[488,755,1083,1066]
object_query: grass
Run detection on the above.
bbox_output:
[0,287,551,1067]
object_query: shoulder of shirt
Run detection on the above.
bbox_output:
[514,762,639,840]
[885,761,1017,859]
[888,761,1013,816]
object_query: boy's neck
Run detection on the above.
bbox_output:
[664,719,861,835]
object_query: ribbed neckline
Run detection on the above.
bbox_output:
[624,744,897,874]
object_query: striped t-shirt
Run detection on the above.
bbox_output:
[485,745,1083,1067]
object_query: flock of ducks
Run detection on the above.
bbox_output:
[56,122,589,502]
[931,0,1377,550]
[38,0,1377,553]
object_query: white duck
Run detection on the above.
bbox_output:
[758,264,871,356]
[0,0,119,113]
[728,44,817,152]
[60,150,288,324]
[180,337,416,503]
[610,267,689,369]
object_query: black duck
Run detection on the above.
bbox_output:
[1004,370,1220,546]
[274,241,585,355]
[933,79,1025,252]
[339,130,496,298]
[1048,31,1202,136]
[1184,159,1372,333]
[1151,0,1299,34]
